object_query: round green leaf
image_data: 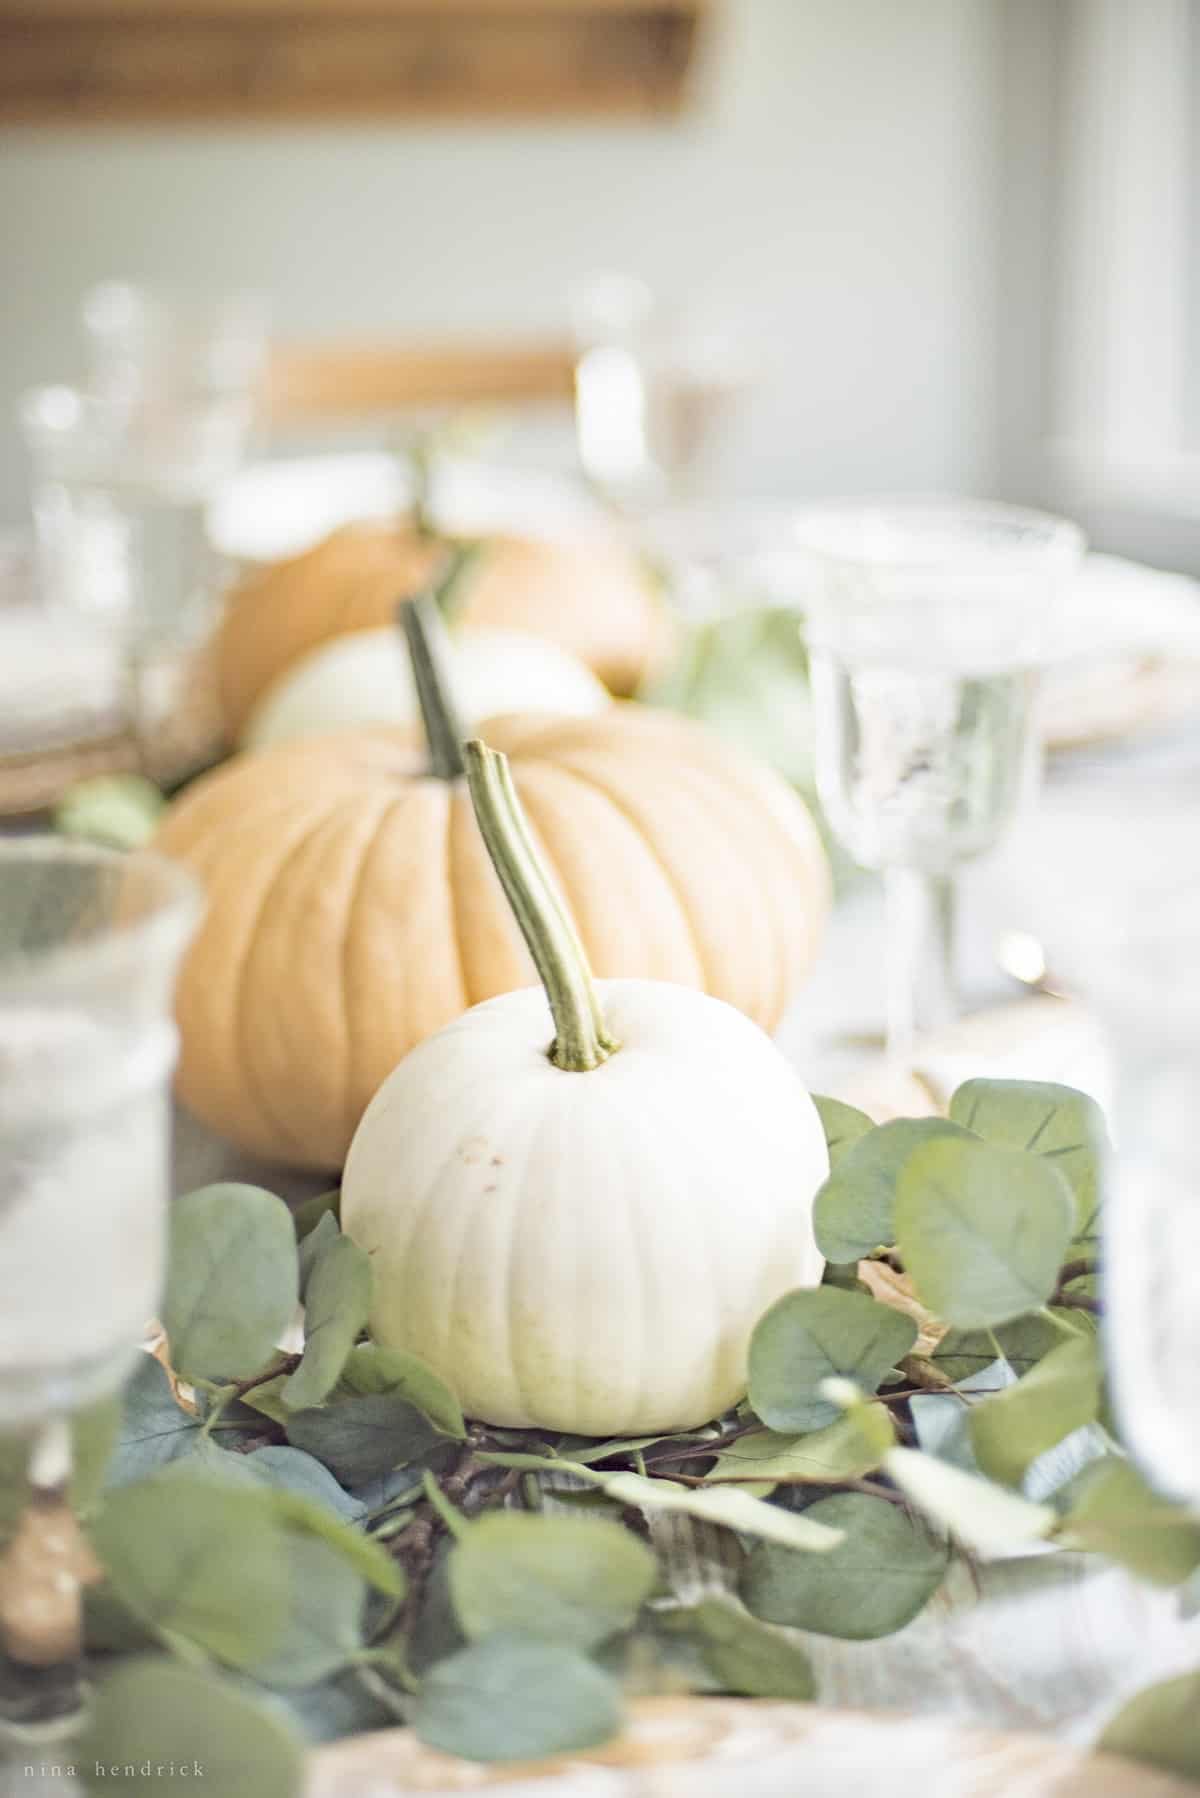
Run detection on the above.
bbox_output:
[884,1446,1055,1554]
[948,1078,1107,1243]
[285,1393,447,1486]
[338,1342,465,1439]
[599,1471,844,1552]
[247,1530,368,1687]
[1101,1670,1200,1781]
[661,1597,815,1698]
[242,1446,366,1521]
[297,1209,340,1296]
[707,1411,891,1486]
[812,1118,974,1264]
[292,1187,340,1243]
[741,1492,947,1639]
[812,1095,873,1170]
[284,1235,373,1411]
[449,1512,656,1649]
[412,1632,622,1762]
[163,1183,299,1383]
[107,1354,202,1487]
[968,1334,1101,1488]
[1061,1458,1200,1586]
[82,1657,303,1797]
[894,1136,1074,1328]
[89,1473,291,1666]
[749,1286,917,1432]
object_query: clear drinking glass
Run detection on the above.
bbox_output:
[795,498,1085,1060]
[569,272,747,510]
[1009,764,1200,1502]
[0,840,200,1427]
[81,280,267,456]
[21,379,244,653]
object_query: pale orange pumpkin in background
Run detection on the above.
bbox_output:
[153,706,830,1170]
[215,522,669,738]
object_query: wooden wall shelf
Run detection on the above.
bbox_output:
[0,0,708,124]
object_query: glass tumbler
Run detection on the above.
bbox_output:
[0,841,200,1428]
[795,498,1085,1061]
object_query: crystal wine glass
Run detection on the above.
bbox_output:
[1006,757,1200,1502]
[794,498,1085,1062]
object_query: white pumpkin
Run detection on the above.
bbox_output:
[241,625,608,750]
[341,740,828,1437]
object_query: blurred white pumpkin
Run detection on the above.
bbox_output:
[241,626,608,750]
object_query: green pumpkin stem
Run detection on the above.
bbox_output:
[463,739,620,1073]
[398,587,468,783]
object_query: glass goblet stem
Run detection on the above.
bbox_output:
[884,866,957,1065]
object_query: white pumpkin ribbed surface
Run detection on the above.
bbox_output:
[341,978,827,1437]
[242,626,608,749]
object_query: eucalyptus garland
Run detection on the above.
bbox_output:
[2,1077,1197,1789]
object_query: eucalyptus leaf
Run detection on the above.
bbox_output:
[568,1431,713,1467]
[107,1354,201,1487]
[894,1136,1074,1328]
[748,1286,917,1432]
[84,1583,160,1655]
[286,1393,447,1486]
[409,1541,467,1677]
[242,1446,366,1522]
[246,1530,369,1688]
[268,1488,405,1598]
[968,1335,1101,1489]
[82,1656,304,1797]
[884,1446,1055,1554]
[90,1472,291,1666]
[812,1118,974,1264]
[600,1472,844,1552]
[238,1374,291,1427]
[812,1095,874,1170]
[412,1631,622,1762]
[1060,1458,1200,1586]
[741,1492,947,1639]
[273,1666,396,1744]
[284,1235,372,1411]
[70,1395,120,1516]
[338,1343,465,1440]
[660,1597,815,1698]
[933,1312,1074,1385]
[297,1209,340,1297]
[163,1183,299,1383]
[1100,1670,1200,1780]
[948,1078,1106,1242]
[292,1187,340,1243]
[707,1411,891,1486]
[449,1512,656,1650]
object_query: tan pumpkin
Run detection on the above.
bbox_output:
[153,705,830,1171]
[216,522,667,738]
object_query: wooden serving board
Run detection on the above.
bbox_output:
[305,1696,1189,1797]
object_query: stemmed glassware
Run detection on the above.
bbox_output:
[1006,760,1200,1503]
[794,498,1085,1062]
[0,841,200,1431]
[18,285,267,762]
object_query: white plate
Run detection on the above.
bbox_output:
[209,452,602,565]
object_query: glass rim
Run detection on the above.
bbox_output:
[0,838,201,995]
[788,495,1087,577]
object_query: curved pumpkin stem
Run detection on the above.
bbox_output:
[398,586,468,782]
[464,739,619,1073]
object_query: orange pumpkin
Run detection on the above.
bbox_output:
[216,523,667,739]
[154,704,830,1170]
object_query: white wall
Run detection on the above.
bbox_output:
[0,0,1000,524]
